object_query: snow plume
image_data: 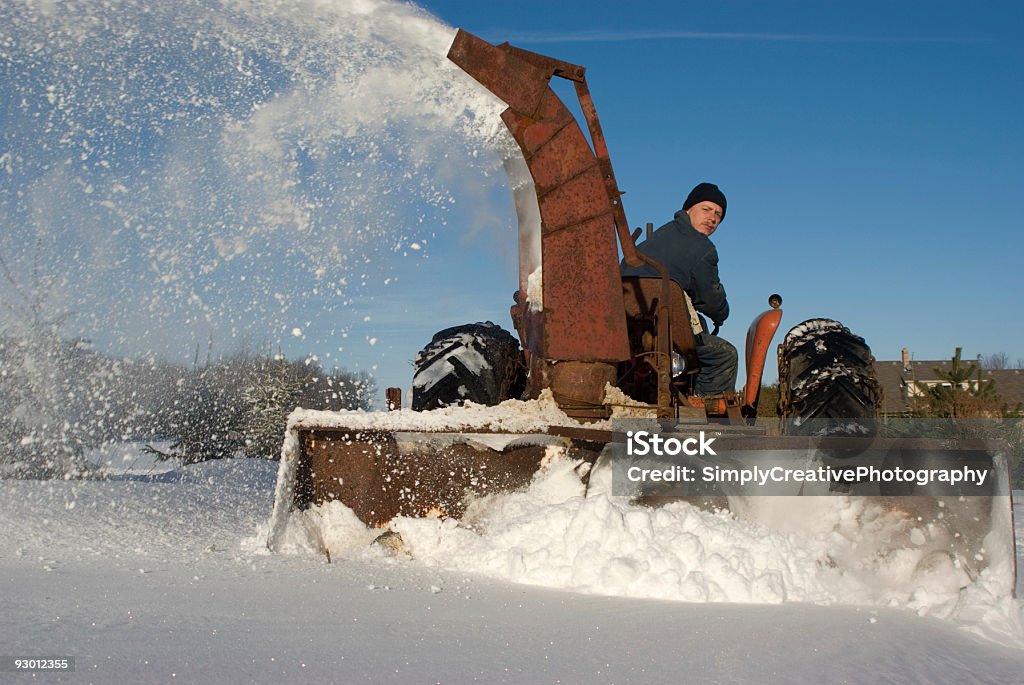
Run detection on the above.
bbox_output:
[1,0,528,464]
[282,449,1023,647]
[0,0,517,363]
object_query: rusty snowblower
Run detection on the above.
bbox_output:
[267,30,1016,592]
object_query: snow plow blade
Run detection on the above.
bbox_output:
[266,408,1015,596]
[276,427,584,526]
[266,402,609,540]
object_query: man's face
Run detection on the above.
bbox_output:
[687,201,724,236]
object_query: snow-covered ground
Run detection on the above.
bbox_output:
[1,444,1023,683]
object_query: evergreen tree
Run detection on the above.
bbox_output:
[0,329,93,478]
[0,245,94,478]
[164,364,247,463]
[917,347,999,418]
[241,357,312,459]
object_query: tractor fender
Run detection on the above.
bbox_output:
[742,295,783,410]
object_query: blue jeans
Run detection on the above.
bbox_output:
[693,333,738,395]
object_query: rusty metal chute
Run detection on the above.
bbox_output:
[448,31,633,392]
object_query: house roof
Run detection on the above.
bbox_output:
[875,359,1024,415]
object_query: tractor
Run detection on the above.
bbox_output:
[267,30,1015,594]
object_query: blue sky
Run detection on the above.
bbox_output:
[1,1,1021,407]
[353,0,1023,400]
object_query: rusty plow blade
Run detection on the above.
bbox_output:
[267,409,1015,595]
[265,405,610,551]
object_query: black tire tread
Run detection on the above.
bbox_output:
[411,322,526,411]
[779,318,881,434]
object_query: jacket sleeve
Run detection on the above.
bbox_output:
[690,245,729,326]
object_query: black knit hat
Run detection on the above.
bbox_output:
[683,182,727,221]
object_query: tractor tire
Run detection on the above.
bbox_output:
[778,319,881,435]
[411,322,526,411]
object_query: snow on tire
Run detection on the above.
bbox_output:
[411,322,526,411]
[778,318,881,434]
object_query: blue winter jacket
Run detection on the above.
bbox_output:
[620,208,730,327]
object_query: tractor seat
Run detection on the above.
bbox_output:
[620,276,701,375]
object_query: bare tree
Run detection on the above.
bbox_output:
[981,352,1009,370]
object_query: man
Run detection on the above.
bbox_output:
[621,182,738,395]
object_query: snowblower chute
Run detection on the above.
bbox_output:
[267,30,1015,596]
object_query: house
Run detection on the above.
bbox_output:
[875,348,1024,416]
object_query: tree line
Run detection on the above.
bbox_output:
[0,332,375,478]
